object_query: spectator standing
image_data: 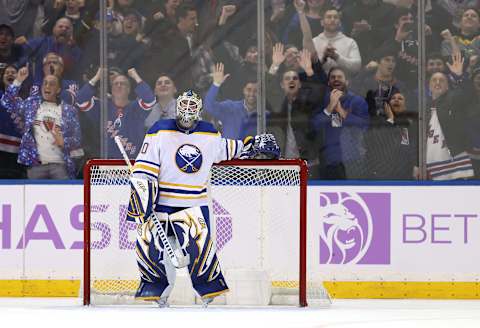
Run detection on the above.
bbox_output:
[386,5,450,88]
[312,67,369,179]
[140,3,197,91]
[426,52,447,78]
[268,44,302,78]
[122,8,146,43]
[3,0,45,41]
[109,9,147,69]
[210,1,258,86]
[341,0,397,64]
[267,0,295,42]
[30,52,78,106]
[143,0,180,40]
[426,53,474,180]
[1,66,83,179]
[0,64,27,178]
[204,63,260,140]
[297,2,362,76]
[0,24,26,76]
[365,91,417,179]
[388,9,419,89]
[24,17,82,81]
[350,47,407,117]
[191,43,216,96]
[110,0,144,36]
[220,39,258,100]
[80,10,145,79]
[465,66,480,179]
[267,43,326,113]
[437,0,479,29]
[441,8,480,60]
[76,68,155,159]
[282,0,329,49]
[465,65,480,178]
[269,50,326,177]
[144,74,177,130]
[42,0,92,46]
[213,1,257,54]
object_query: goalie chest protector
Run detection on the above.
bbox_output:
[132,119,242,208]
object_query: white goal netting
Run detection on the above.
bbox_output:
[84,159,331,306]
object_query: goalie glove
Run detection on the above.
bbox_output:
[126,177,158,224]
[239,133,280,159]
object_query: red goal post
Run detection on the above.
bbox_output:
[83,158,318,306]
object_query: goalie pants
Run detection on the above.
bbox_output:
[134,205,229,301]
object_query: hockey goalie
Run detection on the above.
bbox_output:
[125,90,280,307]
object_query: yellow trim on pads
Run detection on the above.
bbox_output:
[0,280,79,297]
[202,289,230,299]
[323,281,480,299]
[135,296,160,301]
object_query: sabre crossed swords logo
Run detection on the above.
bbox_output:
[176,144,203,173]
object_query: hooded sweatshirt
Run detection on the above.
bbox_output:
[312,32,362,75]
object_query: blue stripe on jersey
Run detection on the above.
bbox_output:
[225,140,229,160]
[233,140,238,158]
[136,159,160,167]
[159,187,208,195]
[132,170,158,179]
[426,154,470,167]
[430,166,473,178]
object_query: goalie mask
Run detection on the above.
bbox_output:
[176,90,203,131]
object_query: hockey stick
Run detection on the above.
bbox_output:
[114,136,190,268]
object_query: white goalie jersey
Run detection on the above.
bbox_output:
[131,119,244,208]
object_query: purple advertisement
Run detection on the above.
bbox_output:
[318,192,391,265]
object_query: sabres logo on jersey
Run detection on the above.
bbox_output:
[176,144,203,174]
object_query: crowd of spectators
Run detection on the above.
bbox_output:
[0,0,479,181]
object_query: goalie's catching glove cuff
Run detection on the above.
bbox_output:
[239,135,256,159]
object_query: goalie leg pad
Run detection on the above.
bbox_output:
[169,206,229,298]
[134,220,175,300]
[135,281,169,301]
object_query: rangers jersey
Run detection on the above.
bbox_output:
[132,119,244,208]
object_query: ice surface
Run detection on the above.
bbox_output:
[1,298,480,328]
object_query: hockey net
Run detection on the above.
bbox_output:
[83,159,331,307]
